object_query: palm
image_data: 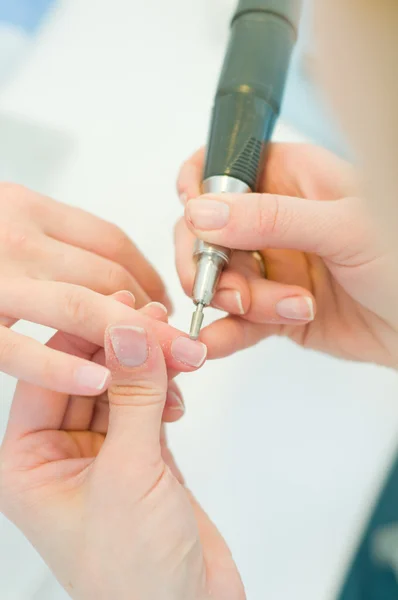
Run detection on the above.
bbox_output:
[5,387,244,600]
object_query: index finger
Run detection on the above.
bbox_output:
[176,143,358,204]
[30,190,171,307]
[177,147,205,203]
[0,279,207,374]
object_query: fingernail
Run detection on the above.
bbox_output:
[179,192,188,204]
[160,292,174,313]
[276,296,315,321]
[213,289,245,315]
[166,390,185,412]
[113,290,136,307]
[186,198,230,230]
[146,302,168,315]
[74,364,111,391]
[109,325,148,367]
[171,336,207,367]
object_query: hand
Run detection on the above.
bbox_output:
[0,315,244,600]
[175,143,398,367]
[0,183,174,392]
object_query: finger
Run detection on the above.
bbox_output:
[176,147,205,203]
[103,323,167,464]
[211,250,316,324]
[237,278,315,324]
[176,144,357,207]
[91,303,173,370]
[185,194,366,259]
[4,330,108,441]
[261,143,358,200]
[61,292,175,432]
[112,290,136,308]
[51,289,137,375]
[163,380,185,423]
[160,425,184,483]
[0,326,110,397]
[34,193,171,308]
[89,380,185,435]
[199,316,275,360]
[0,279,207,373]
[174,217,197,297]
[0,316,17,327]
[139,302,169,323]
[44,238,151,307]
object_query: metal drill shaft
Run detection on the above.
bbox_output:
[189,303,205,340]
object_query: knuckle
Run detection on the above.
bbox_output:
[107,225,132,260]
[109,381,165,407]
[63,287,91,327]
[104,263,132,293]
[256,194,288,239]
[0,223,38,257]
[0,183,41,218]
[39,355,59,389]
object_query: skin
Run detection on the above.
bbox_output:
[0,321,244,600]
[176,143,398,365]
[0,183,174,393]
[2,2,398,598]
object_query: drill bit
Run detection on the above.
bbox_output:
[189,303,205,340]
[188,0,300,338]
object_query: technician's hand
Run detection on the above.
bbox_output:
[0,318,244,600]
[0,183,177,393]
[175,143,398,367]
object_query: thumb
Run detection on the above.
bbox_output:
[185,193,361,258]
[103,323,167,461]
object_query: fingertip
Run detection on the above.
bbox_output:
[74,363,112,395]
[163,388,185,423]
[170,336,207,369]
[212,271,251,316]
[179,192,188,205]
[111,290,136,308]
[140,301,169,322]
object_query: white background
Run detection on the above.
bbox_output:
[1,1,398,598]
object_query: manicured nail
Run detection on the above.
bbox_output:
[179,192,188,204]
[213,289,245,315]
[276,296,315,321]
[146,302,168,315]
[74,364,111,391]
[166,390,185,412]
[109,325,148,367]
[113,290,136,306]
[186,198,230,230]
[160,292,174,313]
[171,336,207,367]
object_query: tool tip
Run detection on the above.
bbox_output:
[189,303,205,340]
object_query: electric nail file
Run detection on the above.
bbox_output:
[189,0,302,339]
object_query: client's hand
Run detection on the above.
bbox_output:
[0,183,171,391]
[0,315,244,600]
[175,143,398,367]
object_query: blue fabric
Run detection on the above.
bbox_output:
[338,454,398,600]
[0,0,55,33]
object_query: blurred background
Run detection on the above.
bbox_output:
[0,1,398,599]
